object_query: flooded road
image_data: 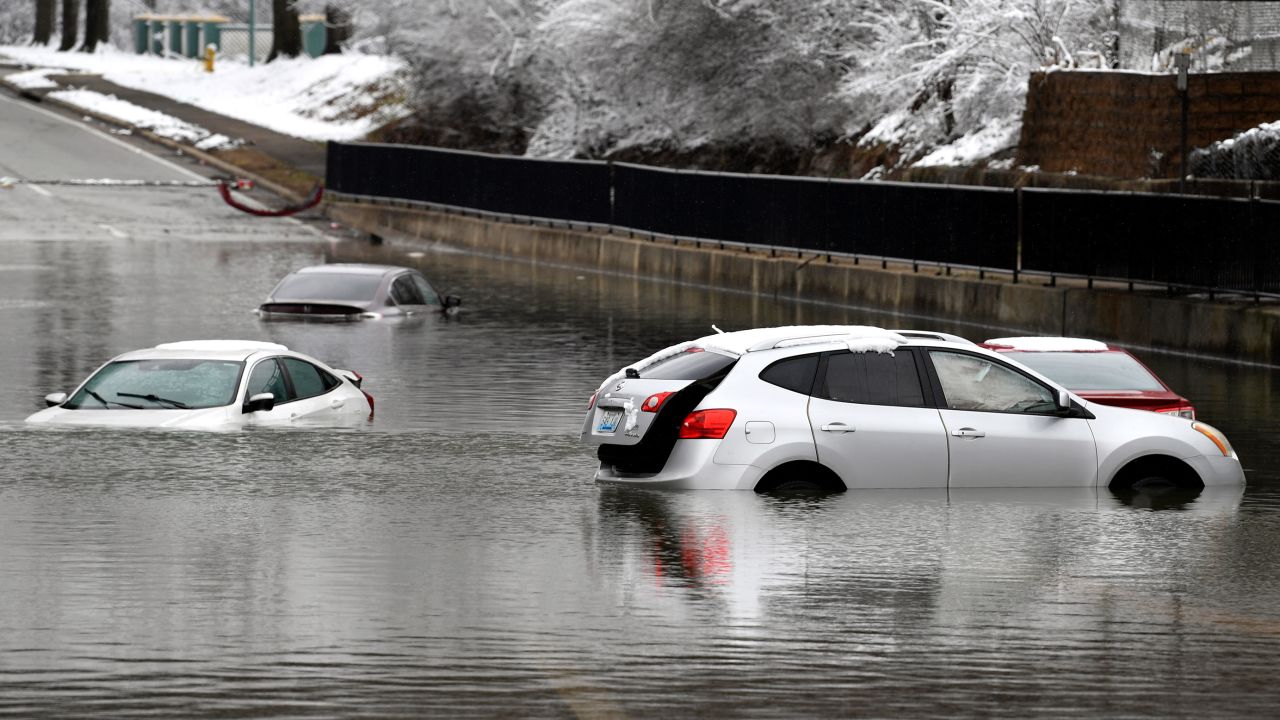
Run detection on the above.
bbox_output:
[5,96,1280,716]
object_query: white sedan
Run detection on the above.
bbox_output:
[581,326,1244,492]
[26,340,374,429]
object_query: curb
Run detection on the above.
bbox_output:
[2,76,308,205]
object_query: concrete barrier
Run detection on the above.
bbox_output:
[326,199,1280,365]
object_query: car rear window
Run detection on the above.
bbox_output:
[640,350,736,380]
[1004,351,1165,391]
[272,273,382,302]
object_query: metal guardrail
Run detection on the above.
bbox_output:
[327,141,1280,300]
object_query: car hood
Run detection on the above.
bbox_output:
[26,406,236,429]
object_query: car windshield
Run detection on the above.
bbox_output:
[640,350,736,380]
[271,273,383,302]
[66,359,245,410]
[1004,351,1165,391]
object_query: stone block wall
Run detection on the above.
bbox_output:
[1016,70,1280,178]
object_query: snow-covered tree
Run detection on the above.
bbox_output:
[846,0,1117,170]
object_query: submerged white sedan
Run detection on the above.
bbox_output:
[26,340,374,429]
[581,326,1244,492]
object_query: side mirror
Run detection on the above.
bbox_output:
[45,392,67,407]
[243,392,276,413]
[443,295,462,310]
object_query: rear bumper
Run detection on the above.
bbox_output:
[595,439,759,490]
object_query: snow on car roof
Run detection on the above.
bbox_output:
[295,264,405,276]
[154,340,289,353]
[984,337,1111,352]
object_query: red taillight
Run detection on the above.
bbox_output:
[588,390,599,409]
[1154,404,1196,420]
[362,390,375,415]
[642,391,675,413]
[678,409,737,439]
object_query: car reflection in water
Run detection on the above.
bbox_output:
[593,484,1243,628]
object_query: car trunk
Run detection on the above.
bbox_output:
[259,303,365,318]
[583,352,736,475]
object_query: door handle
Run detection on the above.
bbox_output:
[952,427,985,438]
[330,399,345,409]
[820,422,854,433]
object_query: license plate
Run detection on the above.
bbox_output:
[596,408,623,433]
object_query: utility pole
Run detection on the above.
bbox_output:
[1175,52,1190,193]
[249,0,256,67]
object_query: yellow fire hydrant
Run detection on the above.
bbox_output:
[203,44,216,73]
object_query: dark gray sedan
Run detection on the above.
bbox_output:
[257,264,462,320]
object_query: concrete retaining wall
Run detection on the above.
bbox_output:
[328,199,1280,365]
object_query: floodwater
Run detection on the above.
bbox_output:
[4,206,1280,717]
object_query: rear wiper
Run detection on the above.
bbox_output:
[116,392,191,409]
[87,389,142,409]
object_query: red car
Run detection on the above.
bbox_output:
[981,337,1195,419]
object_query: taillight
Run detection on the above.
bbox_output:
[362,390,375,415]
[642,391,674,413]
[588,390,599,409]
[678,409,737,439]
[1156,405,1195,420]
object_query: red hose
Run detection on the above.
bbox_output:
[218,180,323,217]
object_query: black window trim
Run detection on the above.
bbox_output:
[810,347,937,409]
[921,347,1066,417]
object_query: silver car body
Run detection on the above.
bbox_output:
[257,263,447,320]
[26,340,372,430]
[581,326,1245,490]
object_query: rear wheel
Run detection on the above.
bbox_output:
[755,462,846,495]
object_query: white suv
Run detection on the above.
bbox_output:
[581,326,1244,492]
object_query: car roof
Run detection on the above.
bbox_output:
[114,340,290,362]
[293,264,411,277]
[982,337,1115,353]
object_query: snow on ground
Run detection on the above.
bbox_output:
[6,67,59,89]
[0,45,409,142]
[45,88,240,149]
[913,117,1022,168]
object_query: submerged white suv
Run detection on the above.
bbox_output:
[581,326,1244,492]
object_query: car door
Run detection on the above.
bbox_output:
[389,273,430,315]
[925,350,1098,488]
[241,356,297,426]
[278,357,347,421]
[807,349,950,489]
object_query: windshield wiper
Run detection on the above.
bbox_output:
[86,389,142,409]
[116,392,191,409]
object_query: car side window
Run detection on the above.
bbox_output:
[390,275,425,306]
[760,355,819,394]
[246,358,290,403]
[817,350,926,407]
[410,274,440,305]
[282,358,335,400]
[928,351,1057,414]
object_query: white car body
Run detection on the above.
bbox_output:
[581,326,1245,491]
[26,340,372,430]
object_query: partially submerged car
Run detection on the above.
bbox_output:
[257,264,461,320]
[26,340,374,429]
[581,325,1241,492]
[981,336,1195,419]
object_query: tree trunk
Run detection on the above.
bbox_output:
[267,0,302,61]
[322,4,351,54]
[57,0,78,51]
[79,0,108,52]
[33,0,56,45]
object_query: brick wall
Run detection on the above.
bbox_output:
[1015,70,1280,178]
